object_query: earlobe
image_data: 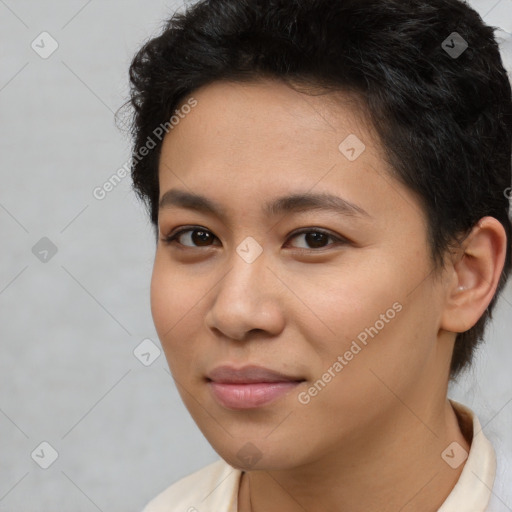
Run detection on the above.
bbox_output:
[440,217,507,334]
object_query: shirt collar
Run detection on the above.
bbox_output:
[437,400,496,511]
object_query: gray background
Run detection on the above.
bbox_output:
[0,0,511,510]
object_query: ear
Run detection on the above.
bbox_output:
[441,216,508,334]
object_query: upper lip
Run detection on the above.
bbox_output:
[207,365,305,384]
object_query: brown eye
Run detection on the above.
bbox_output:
[288,229,345,250]
[161,228,219,247]
[189,229,214,246]
[302,232,329,248]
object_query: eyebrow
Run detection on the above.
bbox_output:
[158,189,370,219]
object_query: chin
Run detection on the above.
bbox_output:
[210,438,307,472]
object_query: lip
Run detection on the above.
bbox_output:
[206,365,305,409]
[207,364,304,384]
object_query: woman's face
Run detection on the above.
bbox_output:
[151,79,452,470]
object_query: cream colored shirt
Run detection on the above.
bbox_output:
[142,401,509,511]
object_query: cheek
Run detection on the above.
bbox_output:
[290,259,401,350]
[296,251,436,383]
[149,258,173,339]
[297,300,431,437]
[150,255,201,352]
[323,284,441,410]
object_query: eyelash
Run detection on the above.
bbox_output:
[160,226,348,251]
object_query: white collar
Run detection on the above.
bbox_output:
[437,400,496,511]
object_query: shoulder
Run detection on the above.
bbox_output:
[142,459,242,512]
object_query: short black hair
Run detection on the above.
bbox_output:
[121,0,512,378]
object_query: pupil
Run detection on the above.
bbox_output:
[193,230,211,246]
[306,232,327,248]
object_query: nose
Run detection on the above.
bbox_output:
[204,247,285,341]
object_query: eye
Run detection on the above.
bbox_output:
[286,228,346,250]
[161,226,347,250]
[161,227,219,247]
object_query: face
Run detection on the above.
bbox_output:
[151,79,451,471]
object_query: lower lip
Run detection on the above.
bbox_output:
[208,381,303,409]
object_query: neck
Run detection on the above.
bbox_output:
[238,398,470,512]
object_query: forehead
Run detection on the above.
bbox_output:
[166,79,372,152]
[157,79,423,225]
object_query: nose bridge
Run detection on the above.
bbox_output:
[222,242,269,304]
[206,240,282,339]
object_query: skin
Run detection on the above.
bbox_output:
[150,79,507,512]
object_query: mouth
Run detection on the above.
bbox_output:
[206,365,306,409]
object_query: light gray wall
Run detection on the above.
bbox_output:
[0,1,511,511]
